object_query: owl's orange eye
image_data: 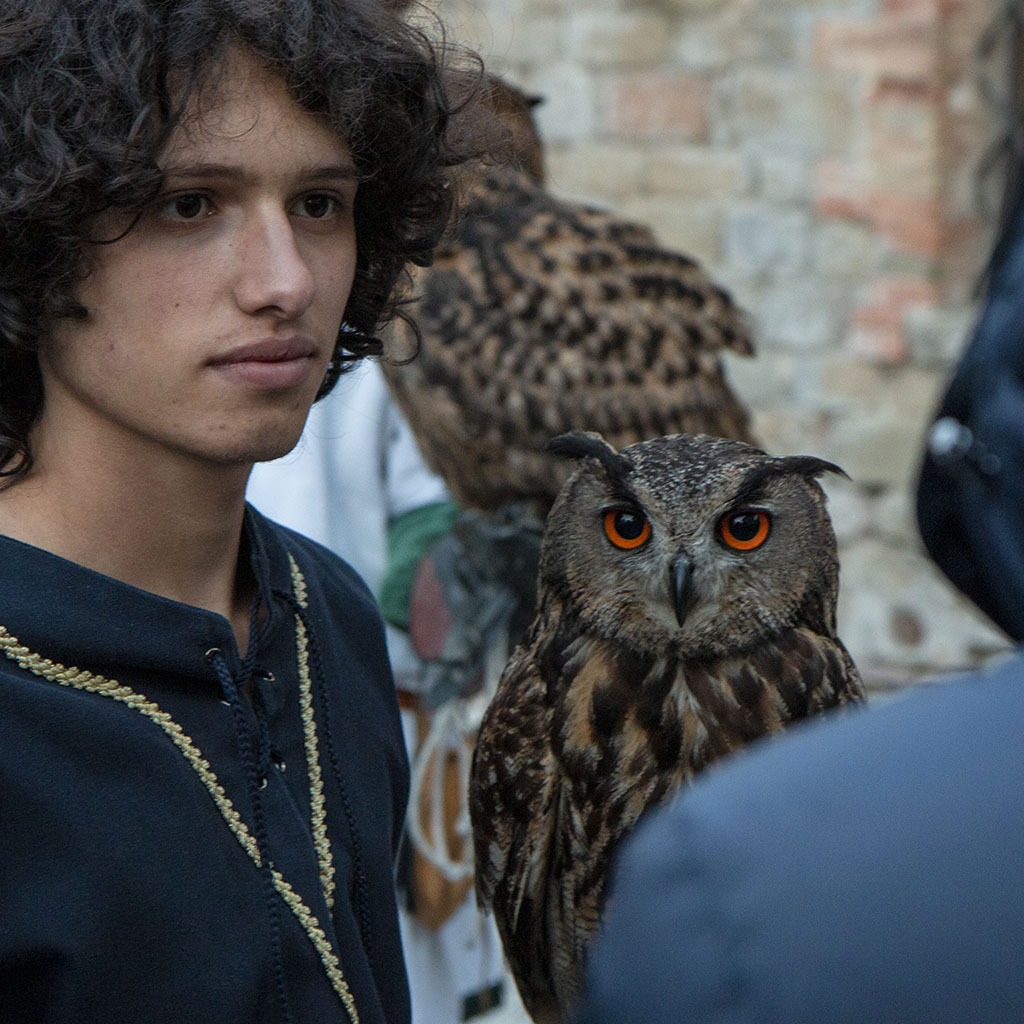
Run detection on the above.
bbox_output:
[720,508,771,551]
[604,509,651,550]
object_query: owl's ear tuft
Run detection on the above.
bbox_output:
[547,432,633,489]
[782,456,849,481]
[547,431,615,461]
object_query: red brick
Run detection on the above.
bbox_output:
[814,162,946,256]
[871,196,946,256]
[870,79,944,105]
[606,72,710,142]
[881,0,943,16]
[850,277,940,364]
[813,8,940,82]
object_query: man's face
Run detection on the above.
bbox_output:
[38,49,359,470]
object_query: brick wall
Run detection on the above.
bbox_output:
[423,0,1012,690]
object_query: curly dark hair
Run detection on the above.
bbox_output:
[0,0,473,480]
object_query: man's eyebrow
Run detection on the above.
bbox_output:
[298,164,360,183]
[160,162,359,183]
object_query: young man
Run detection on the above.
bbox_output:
[0,2,462,1022]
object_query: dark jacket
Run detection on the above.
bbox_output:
[916,191,1024,643]
[574,651,1024,1023]
[0,507,410,1024]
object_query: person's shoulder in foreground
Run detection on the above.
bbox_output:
[574,648,1024,1024]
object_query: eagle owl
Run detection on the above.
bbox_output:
[469,431,864,1024]
[383,97,754,513]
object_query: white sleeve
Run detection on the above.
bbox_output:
[382,388,451,520]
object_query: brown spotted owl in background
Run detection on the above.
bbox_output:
[383,79,754,515]
[469,431,864,1024]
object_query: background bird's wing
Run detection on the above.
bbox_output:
[384,164,755,512]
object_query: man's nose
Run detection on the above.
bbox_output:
[234,206,316,319]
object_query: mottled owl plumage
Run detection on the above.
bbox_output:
[469,431,864,1023]
[383,158,755,513]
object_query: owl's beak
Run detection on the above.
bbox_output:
[670,554,695,628]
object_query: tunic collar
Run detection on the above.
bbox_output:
[0,504,293,684]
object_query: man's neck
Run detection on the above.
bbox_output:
[0,433,256,652]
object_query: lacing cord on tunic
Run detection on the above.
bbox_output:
[207,633,295,1024]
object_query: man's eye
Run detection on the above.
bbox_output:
[161,194,211,221]
[294,194,340,219]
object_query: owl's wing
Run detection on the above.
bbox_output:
[475,630,602,1024]
[470,643,553,913]
[775,627,866,713]
[686,626,865,750]
[383,164,755,513]
[472,623,672,1022]
[469,640,567,1023]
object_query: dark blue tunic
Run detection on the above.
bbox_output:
[0,506,410,1024]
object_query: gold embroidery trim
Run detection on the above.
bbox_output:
[0,557,358,1024]
[289,554,335,911]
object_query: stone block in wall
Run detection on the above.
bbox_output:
[836,538,1010,683]
[815,159,946,257]
[944,0,998,72]
[749,151,811,203]
[747,407,830,462]
[491,15,565,65]
[670,11,730,71]
[726,68,855,159]
[904,302,976,369]
[817,358,933,409]
[719,348,799,413]
[849,276,940,364]
[517,0,563,13]
[750,277,846,351]
[425,1,522,60]
[938,214,994,305]
[837,423,926,489]
[870,479,920,547]
[544,142,646,202]
[819,475,873,546]
[723,202,813,279]
[816,362,941,486]
[813,4,940,83]
[870,195,946,258]
[813,220,883,281]
[657,0,732,13]
[528,63,598,142]
[864,82,943,201]
[672,5,800,69]
[643,145,747,198]
[566,10,674,68]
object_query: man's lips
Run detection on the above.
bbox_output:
[208,338,318,389]
[209,338,317,366]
